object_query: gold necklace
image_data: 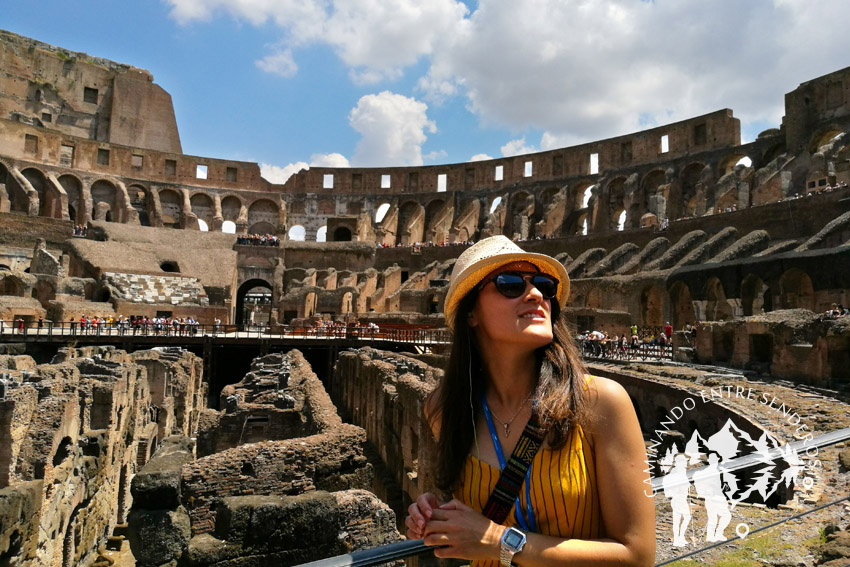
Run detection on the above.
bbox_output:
[488,391,534,437]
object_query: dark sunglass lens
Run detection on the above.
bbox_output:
[494,274,526,298]
[532,275,558,299]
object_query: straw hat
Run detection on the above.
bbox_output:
[444,235,569,330]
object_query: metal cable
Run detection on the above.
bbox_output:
[655,495,850,566]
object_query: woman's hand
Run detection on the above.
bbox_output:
[405,492,442,540]
[422,499,505,561]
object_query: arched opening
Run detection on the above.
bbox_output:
[1,162,29,214]
[91,180,118,222]
[615,210,626,231]
[489,196,502,214]
[248,222,275,234]
[398,201,423,244]
[638,170,665,226]
[22,168,57,218]
[288,225,306,241]
[333,227,352,241]
[375,202,391,222]
[190,193,215,228]
[248,199,279,234]
[197,219,209,232]
[705,277,733,321]
[581,185,595,209]
[809,128,844,154]
[779,269,815,311]
[575,213,588,236]
[160,261,180,273]
[640,286,663,327]
[0,276,24,296]
[741,274,772,316]
[304,291,318,318]
[59,175,83,223]
[128,184,151,226]
[669,281,695,330]
[221,196,242,223]
[678,163,705,219]
[316,226,327,242]
[718,153,750,176]
[32,280,56,309]
[606,177,626,230]
[222,220,237,234]
[235,279,273,327]
[424,199,445,242]
[159,189,183,228]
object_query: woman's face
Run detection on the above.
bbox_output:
[468,260,555,352]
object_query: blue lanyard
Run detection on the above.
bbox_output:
[480,393,537,532]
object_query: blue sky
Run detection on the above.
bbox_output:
[2,0,849,183]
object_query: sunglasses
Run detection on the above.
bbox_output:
[479,271,559,300]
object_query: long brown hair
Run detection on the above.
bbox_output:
[428,289,590,492]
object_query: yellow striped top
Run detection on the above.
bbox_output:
[453,423,604,566]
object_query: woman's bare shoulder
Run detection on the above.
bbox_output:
[584,375,635,421]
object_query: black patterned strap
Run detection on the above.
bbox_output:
[481,411,546,525]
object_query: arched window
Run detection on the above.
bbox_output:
[316,226,327,242]
[288,225,306,241]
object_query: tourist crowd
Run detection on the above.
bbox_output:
[72,225,88,237]
[824,304,849,319]
[237,234,280,246]
[576,322,675,359]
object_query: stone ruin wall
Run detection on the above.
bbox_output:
[126,349,401,567]
[0,345,204,567]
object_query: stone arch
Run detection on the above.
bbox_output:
[333,226,352,241]
[573,212,589,235]
[718,153,752,176]
[91,179,119,222]
[668,281,694,330]
[58,174,83,223]
[398,200,423,244]
[0,275,25,296]
[809,127,845,154]
[21,168,58,218]
[605,177,627,230]
[305,291,318,318]
[759,142,786,168]
[340,291,354,314]
[705,277,733,321]
[288,224,306,241]
[158,188,183,228]
[1,161,28,213]
[248,199,279,233]
[424,198,445,241]
[678,162,705,219]
[779,268,815,311]
[639,169,666,226]
[640,286,663,327]
[32,280,56,309]
[221,196,242,222]
[540,187,559,209]
[316,226,327,242]
[127,184,151,226]
[190,193,215,228]
[741,273,772,316]
[235,278,272,327]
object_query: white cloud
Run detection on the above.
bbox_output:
[469,153,493,162]
[260,153,350,184]
[255,49,298,78]
[167,0,468,82]
[171,0,850,151]
[349,91,436,167]
[310,152,350,168]
[261,161,308,184]
[501,138,536,157]
[424,150,448,161]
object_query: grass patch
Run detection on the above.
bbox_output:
[665,533,795,567]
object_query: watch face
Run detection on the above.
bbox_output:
[505,530,524,548]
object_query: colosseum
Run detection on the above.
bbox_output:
[0,28,849,567]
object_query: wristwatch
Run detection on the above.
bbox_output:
[500,526,527,567]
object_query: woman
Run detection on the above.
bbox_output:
[405,236,654,566]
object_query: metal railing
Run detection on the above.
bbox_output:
[578,339,674,361]
[0,320,451,345]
